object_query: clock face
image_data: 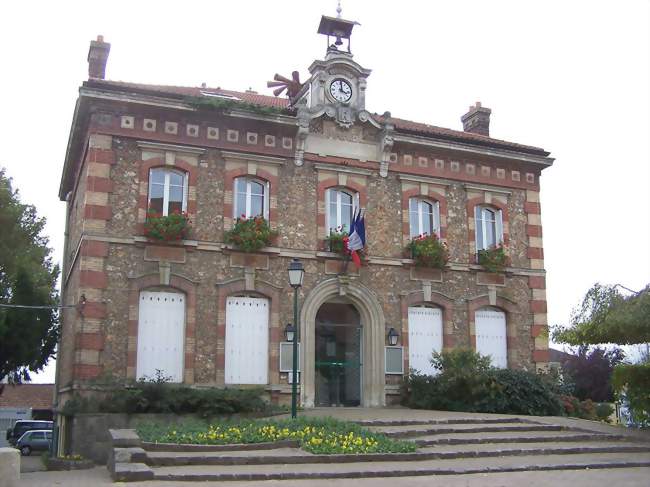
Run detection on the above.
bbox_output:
[329,79,353,103]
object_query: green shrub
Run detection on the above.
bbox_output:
[559,395,597,420]
[61,379,271,417]
[595,402,615,423]
[403,349,562,416]
[480,369,563,416]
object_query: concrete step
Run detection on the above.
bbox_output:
[354,417,527,427]
[414,431,625,446]
[143,439,299,452]
[143,441,650,467]
[148,452,650,481]
[374,422,566,438]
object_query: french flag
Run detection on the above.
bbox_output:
[347,209,366,268]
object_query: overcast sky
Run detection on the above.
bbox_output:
[1,0,648,383]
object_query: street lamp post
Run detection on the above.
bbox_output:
[287,259,304,419]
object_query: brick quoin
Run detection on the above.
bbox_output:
[86,176,114,193]
[81,301,107,319]
[79,270,108,289]
[87,148,115,165]
[76,332,104,350]
[526,224,543,237]
[533,350,550,362]
[84,204,111,220]
[531,325,547,337]
[524,201,541,214]
[530,300,547,313]
[528,276,546,289]
[527,247,544,259]
[80,240,109,257]
[73,364,102,380]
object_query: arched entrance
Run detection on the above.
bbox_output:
[315,301,362,406]
[300,278,386,408]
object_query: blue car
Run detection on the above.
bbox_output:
[15,430,52,456]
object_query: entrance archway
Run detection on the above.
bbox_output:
[315,302,362,406]
[299,278,386,407]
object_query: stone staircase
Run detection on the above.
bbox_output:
[108,416,650,482]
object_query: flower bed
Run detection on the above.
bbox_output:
[477,244,509,273]
[225,215,276,253]
[137,417,416,455]
[407,234,448,269]
[144,210,190,241]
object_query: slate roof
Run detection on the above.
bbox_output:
[84,79,549,156]
[0,384,54,410]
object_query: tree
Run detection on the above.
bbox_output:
[0,168,60,388]
[553,283,650,425]
[562,346,625,402]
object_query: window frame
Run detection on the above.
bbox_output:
[325,187,359,235]
[475,205,503,251]
[409,197,440,238]
[233,176,270,220]
[148,167,188,216]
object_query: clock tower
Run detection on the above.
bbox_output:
[293,13,395,176]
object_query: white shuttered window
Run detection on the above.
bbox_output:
[225,297,269,384]
[137,291,185,382]
[475,308,508,368]
[408,306,443,375]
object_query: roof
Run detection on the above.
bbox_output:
[548,348,575,364]
[0,384,54,410]
[84,79,549,156]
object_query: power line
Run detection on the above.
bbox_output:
[0,303,79,310]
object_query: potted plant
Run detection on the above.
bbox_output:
[144,210,191,242]
[325,226,348,255]
[406,233,448,269]
[477,243,509,273]
[225,215,277,253]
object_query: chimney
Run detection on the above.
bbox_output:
[461,101,491,137]
[87,35,111,79]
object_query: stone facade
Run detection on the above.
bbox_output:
[56,23,553,416]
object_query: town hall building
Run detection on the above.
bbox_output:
[55,13,553,418]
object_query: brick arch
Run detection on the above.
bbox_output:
[400,290,455,373]
[215,278,282,385]
[467,294,519,367]
[127,273,198,383]
[401,187,449,243]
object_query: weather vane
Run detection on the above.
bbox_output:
[336,0,342,18]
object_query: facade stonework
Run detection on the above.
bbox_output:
[56,22,553,416]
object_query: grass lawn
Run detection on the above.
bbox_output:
[137,416,416,455]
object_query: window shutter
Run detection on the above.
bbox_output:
[325,188,331,235]
[408,306,443,375]
[264,181,270,220]
[475,308,507,368]
[225,297,269,384]
[434,200,441,236]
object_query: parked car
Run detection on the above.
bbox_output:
[15,429,52,456]
[6,420,53,446]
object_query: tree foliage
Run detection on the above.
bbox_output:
[562,346,625,402]
[553,283,650,346]
[0,168,59,385]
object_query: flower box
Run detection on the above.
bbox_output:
[406,233,448,269]
[477,244,509,273]
[144,210,190,242]
[225,215,277,253]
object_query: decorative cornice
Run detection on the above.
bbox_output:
[313,163,373,176]
[398,174,451,187]
[393,133,554,167]
[137,141,206,155]
[220,151,286,166]
[464,183,513,195]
